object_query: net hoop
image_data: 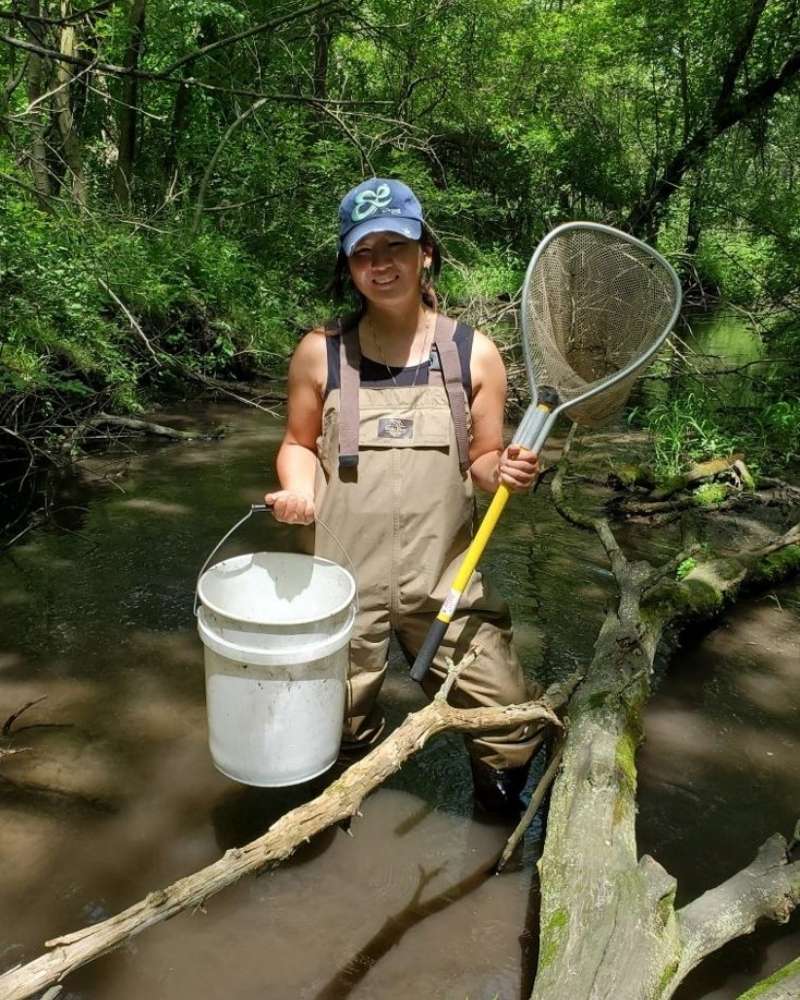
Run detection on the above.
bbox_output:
[520,221,682,426]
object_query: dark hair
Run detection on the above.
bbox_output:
[329,223,442,317]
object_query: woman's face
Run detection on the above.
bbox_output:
[347,232,430,306]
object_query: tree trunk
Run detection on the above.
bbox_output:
[313,12,331,102]
[23,0,52,204]
[161,77,190,184]
[1,46,28,138]
[53,1,86,205]
[684,172,703,259]
[111,0,146,206]
[737,957,800,999]
[532,434,800,998]
[162,17,216,187]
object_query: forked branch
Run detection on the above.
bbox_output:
[0,661,563,1000]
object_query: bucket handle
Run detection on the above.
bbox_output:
[194,504,359,617]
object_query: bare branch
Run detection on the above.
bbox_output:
[2,695,47,737]
[0,691,558,1000]
[162,0,345,77]
[190,97,269,234]
[676,832,800,980]
[1,0,346,80]
[0,1,117,27]
[97,278,160,362]
[496,739,564,872]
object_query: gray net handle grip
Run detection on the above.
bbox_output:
[193,504,358,617]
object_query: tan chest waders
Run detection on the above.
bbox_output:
[312,315,540,769]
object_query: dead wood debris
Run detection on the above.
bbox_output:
[0,651,572,1000]
[533,427,800,1000]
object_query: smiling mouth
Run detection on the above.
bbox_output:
[372,276,398,286]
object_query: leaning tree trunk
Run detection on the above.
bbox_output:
[531,435,800,999]
[738,956,800,999]
[626,0,800,240]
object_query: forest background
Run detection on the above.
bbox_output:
[2,3,800,997]
[1,0,799,529]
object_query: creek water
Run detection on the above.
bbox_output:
[1,316,798,999]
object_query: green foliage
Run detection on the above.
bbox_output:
[695,230,783,304]
[675,557,697,580]
[750,544,800,587]
[1,0,799,490]
[635,394,738,479]
[0,197,298,410]
[439,244,524,306]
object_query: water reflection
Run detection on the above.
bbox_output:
[638,308,772,411]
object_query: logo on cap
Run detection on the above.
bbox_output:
[351,184,394,222]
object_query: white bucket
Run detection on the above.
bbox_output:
[196,551,356,787]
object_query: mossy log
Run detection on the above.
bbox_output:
[607,455,744,499]
[737,956,800,999]
[534,434,800,999]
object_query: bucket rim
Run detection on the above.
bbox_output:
[197,551,356,627]
[197,603,355,666]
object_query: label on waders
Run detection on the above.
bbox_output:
[378,417,413,440]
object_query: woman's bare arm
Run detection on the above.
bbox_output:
[468,330,538,493]
[266,330,326,524]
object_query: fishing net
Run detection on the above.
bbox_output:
[522,225,679,426]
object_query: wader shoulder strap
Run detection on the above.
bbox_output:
[434,315,471,475]
[338,323,361,468]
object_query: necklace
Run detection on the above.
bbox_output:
[363,310,435,388]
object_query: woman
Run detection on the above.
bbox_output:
[266,178,541,815]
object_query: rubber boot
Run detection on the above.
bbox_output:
[470,758,531,818]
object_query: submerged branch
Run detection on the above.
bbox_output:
[84,413,204,441]
[496,739,564,873]
[0,679,563,1000]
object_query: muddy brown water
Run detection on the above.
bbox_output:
[0,399,798,1000]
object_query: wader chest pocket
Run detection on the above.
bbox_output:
[359,408,451,449]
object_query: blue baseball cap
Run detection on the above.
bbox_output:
[338,178,423,256]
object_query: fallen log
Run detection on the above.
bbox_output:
[648,454,744,500]
[737,956,800,999]
[532,428,800,999]
[0,653,573,1000]
[86,413,207,441]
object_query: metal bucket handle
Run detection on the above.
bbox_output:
[194,504,358,617]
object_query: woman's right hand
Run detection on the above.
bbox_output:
[264,490,315,525]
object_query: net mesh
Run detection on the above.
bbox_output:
[523,226,678,426]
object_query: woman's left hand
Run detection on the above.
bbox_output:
[498,445,539,492]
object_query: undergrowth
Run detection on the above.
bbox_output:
[629,384,800,482]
